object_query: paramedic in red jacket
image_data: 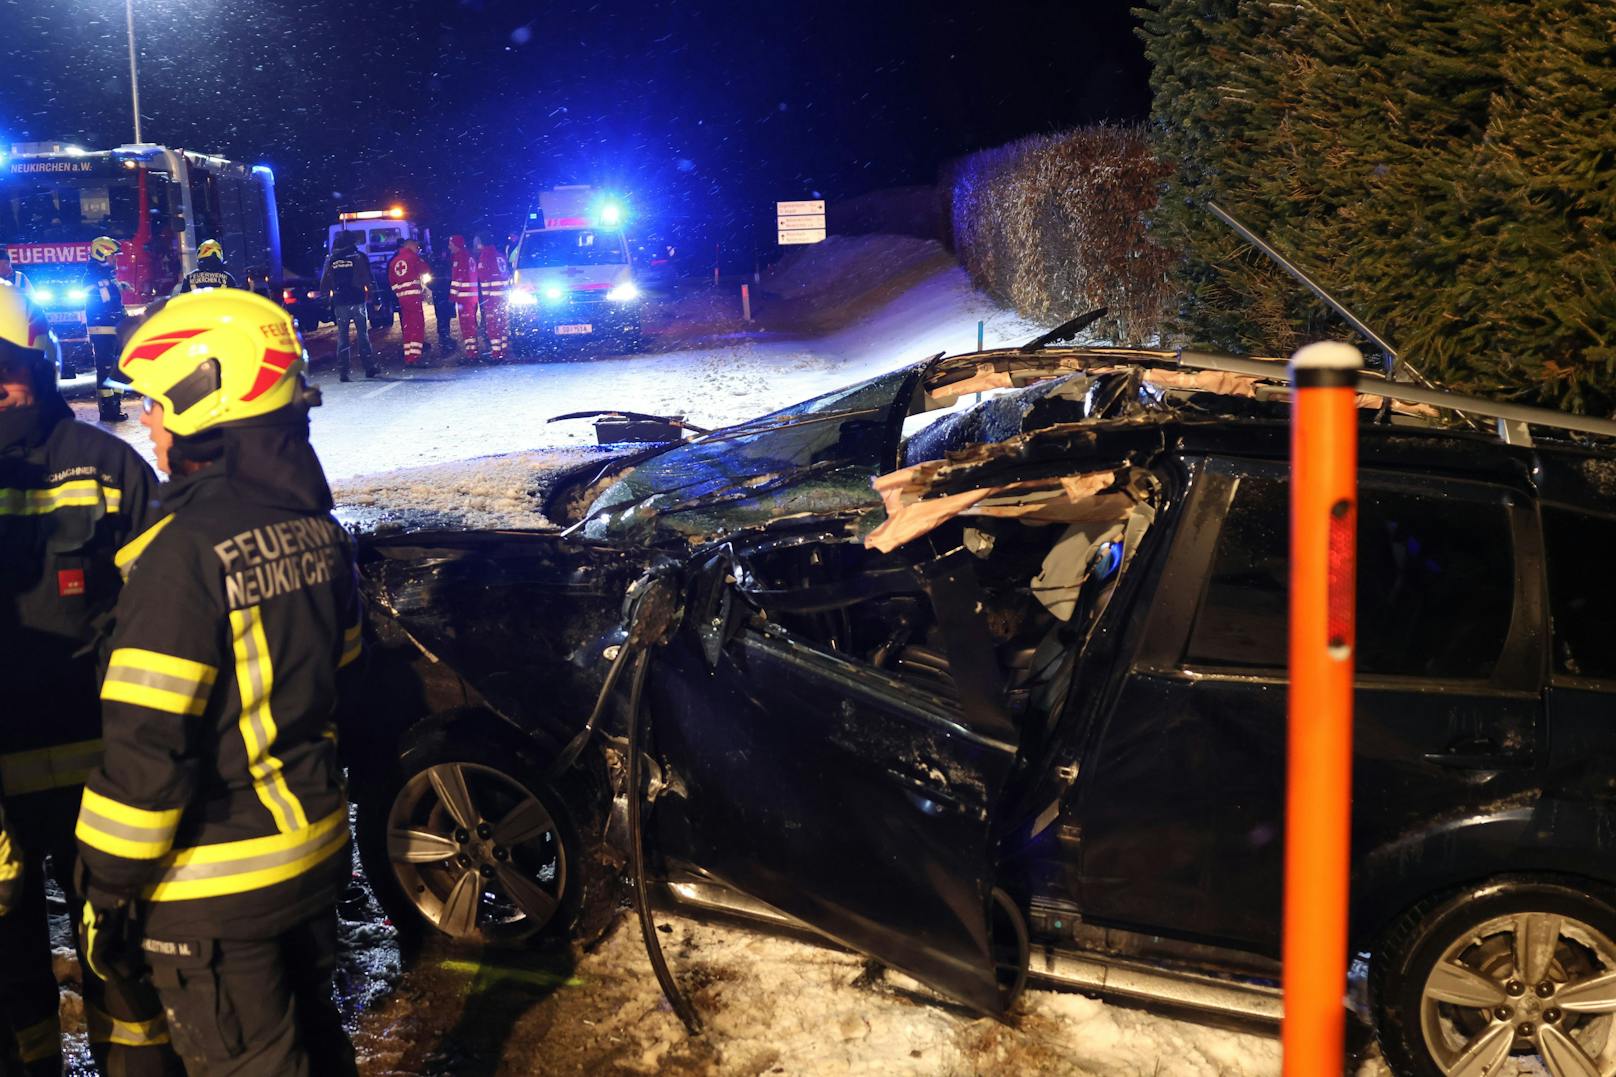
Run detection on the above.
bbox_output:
[448,235,480,361]
[474,235,511,362]
[387,239,429,367]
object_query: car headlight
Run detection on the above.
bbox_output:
[543,285,565,303]
[510,290,537,307]
[33,287,55,304]
[67,288,88,303]
[606,281,640,303]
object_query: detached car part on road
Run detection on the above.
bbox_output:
[350,344,1616,1077]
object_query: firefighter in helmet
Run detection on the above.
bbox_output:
[0,282,173,1074]
[86,236,130,422]
[76,289,360,1075]
[172,239,237,294]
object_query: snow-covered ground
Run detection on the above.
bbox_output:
[69,235,1043,531]
[60,237,1422,1074]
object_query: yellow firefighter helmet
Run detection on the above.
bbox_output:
[90,237,121,264]
[197,239,224,261]
[0,281,60,383]
[116,290,310,437]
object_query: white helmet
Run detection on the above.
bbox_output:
[0,280,61,386]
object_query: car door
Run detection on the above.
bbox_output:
[1072,458,1543,952]
[647,542,1024,1015]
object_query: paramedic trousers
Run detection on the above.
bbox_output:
[332,304,375,378]
[142,910,356,1077]
[0,788,175,1077]
[397,296,425,366]
[481,296,508,361]
[455,296,480,359]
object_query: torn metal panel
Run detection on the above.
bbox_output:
[865,464,1144,553]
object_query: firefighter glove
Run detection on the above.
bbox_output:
[80,898,138,983]
[0,811,21,917]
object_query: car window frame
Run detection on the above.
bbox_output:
[1133,455,1543,694]
[1538,498,1616,693]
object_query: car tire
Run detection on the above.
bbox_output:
[1371,876,1616,1077]
[296,315,320,335]
[355,733,582,951]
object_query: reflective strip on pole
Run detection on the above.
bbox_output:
[1284,340,1361,1075]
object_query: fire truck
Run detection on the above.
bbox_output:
[0,141,282,368]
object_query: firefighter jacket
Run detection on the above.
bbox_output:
[83,261,123,330]
[320,247,372,307]
[0,390,158,798]
[475,247,509,303]
[76,420,362,939]
[173,256,237,295]
[448,238,477,302]
[387,247,428,302]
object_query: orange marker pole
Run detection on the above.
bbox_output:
[1284,341,1362,1075]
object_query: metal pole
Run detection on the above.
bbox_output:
[125,0,142,143]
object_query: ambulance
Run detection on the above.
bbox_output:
[508,186,643,353]
[0,141,281,367]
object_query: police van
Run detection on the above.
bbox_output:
[508,186,643,354]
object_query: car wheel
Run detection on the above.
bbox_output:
[1372,877,1616,1077]
[357,739,580,948]
[622,328,645,354]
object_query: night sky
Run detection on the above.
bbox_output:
[0,0,1149,270]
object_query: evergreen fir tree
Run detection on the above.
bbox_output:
[1138,0,1616,411]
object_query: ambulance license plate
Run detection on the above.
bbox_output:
[556,323,593,336]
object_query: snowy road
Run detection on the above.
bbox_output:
[53,238,1422,1074]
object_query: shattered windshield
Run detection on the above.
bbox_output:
[582,361,928,544]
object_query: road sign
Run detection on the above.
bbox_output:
[777,199,826,245]
[776,200,825,217]
[778,227,826,245]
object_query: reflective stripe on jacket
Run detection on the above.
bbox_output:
[2,405,159,758]
[388,248,428,300]
[76,471,363,937]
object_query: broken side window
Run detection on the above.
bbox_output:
[1184,476,1514,679]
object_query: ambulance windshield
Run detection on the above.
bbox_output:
[517,229,627,268]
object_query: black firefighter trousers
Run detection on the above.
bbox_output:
[0,787,175,1077]
[140,910,356,1077]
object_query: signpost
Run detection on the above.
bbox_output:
[777,199,826,246]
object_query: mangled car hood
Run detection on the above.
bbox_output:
[580,362,930,546]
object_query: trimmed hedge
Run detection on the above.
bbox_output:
[1138,0,1616,413]
[944,126,1176,346]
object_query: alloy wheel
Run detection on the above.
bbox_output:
[1419,911,1616,1076]
[386,761,567,943]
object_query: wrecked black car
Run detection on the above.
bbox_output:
[350,344,1616,1077]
